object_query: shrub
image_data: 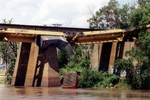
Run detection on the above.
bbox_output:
[78,69,119,88]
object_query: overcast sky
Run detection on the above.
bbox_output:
[0,0,137,28]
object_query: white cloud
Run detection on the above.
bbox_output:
[0,0,110,28]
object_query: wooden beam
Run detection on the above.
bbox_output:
[0,28,65,36]
[6,37,35,42]
[0,24,149,43]
[84,29,125,36]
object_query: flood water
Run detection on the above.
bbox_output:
[0,84,150,100]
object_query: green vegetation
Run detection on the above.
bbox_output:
[0,42,17,75]
[59,45,91,75]
[88,0,135,29]
[0,77,5,84]
[79,69,119,88]
[59,45,120,88]
[114,0,150,89]
[0,19,18,84]
[115,36,150,89]
[0,70,5,84]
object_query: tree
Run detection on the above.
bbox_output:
[88,0,120,29]
[115,1,150,89]
[0,19,18,75]
[88,0,135,29]
[131,1,150,28]
[118,4,135,29]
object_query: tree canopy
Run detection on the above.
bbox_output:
[88,0,136,29]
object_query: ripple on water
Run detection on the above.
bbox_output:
[0,84,150,100]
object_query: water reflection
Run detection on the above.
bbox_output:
[0,84,150,100]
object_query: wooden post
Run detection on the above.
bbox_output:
[42,45,60,86]
[12,42,60,87]
[32,44,61,87]
[108,42,117,73]
[90,43,103,70]
[12,43,31,86]
[24,42,39,86]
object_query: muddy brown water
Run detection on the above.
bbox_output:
[0,84,150,100]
